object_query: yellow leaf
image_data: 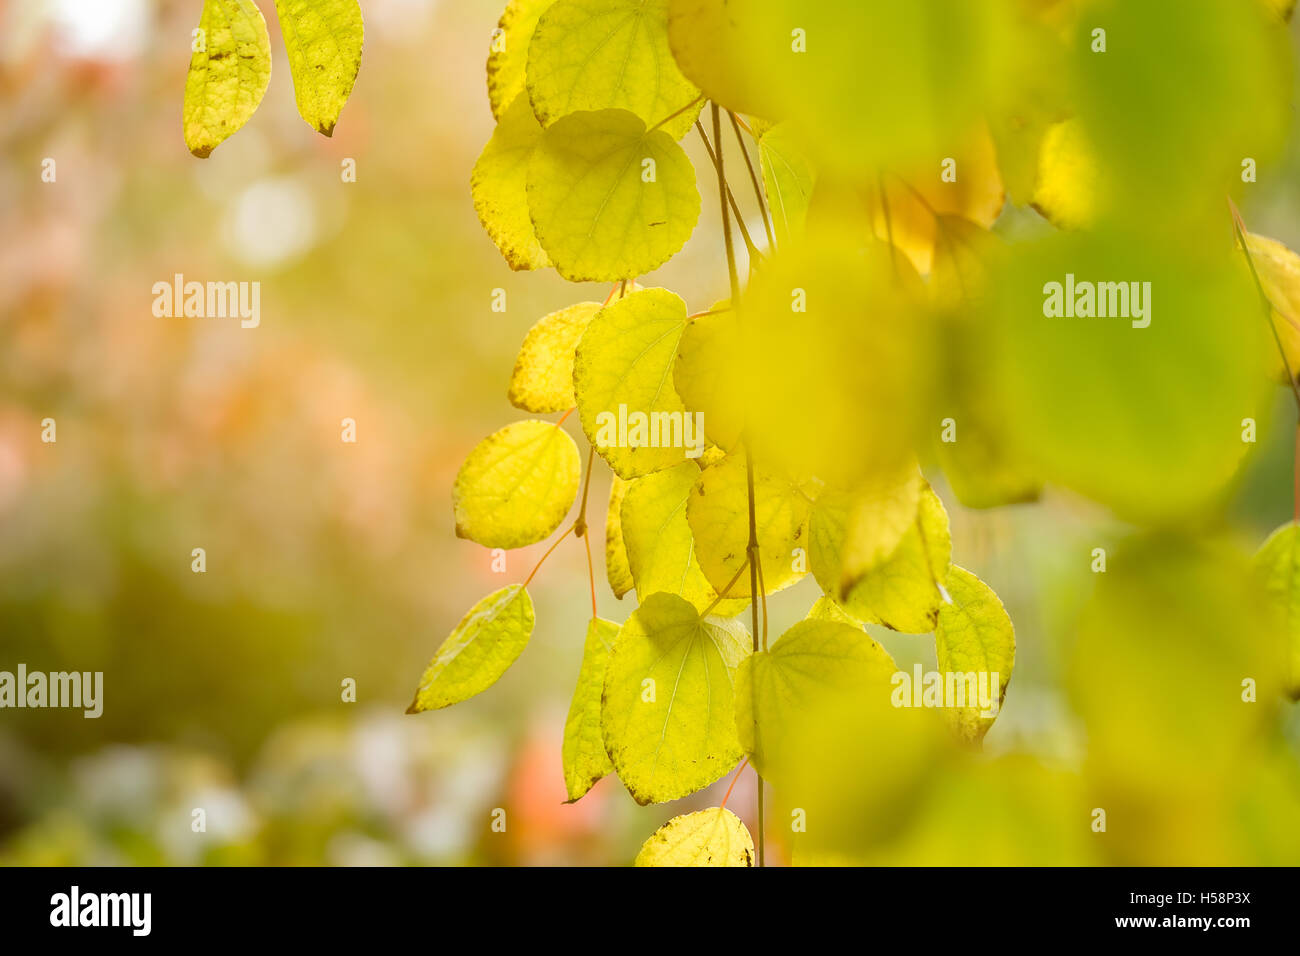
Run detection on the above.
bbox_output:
[527,109,700,282]
[472,95,552,271]
[672,303,744,452]
[759,123,816,245]
[453,420,580,549]
[634,808,753,866]
[687,452,811,599]
[183,0,272,158]
[605,475,635,598]
[527,0,701,139]
[562,617,619,800]
[487,0,554,121]
[842,482,952,633]
[1031,118,1104,230]
[272,0,364,136]
[1243,232,1300,386]
[601,592,749,804]
[573,288,697,478]
[407,584,535,712]
[621,462,747,615]
[736,619,896,780]
[508,302,601,413]
[934,566,1015,742]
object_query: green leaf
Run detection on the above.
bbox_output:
[573,287,697,478]
[407,584,535,712]
[563,617,619,800]
[527,109,700,282]
[453,420,581,549]
[634,807,754,866]
[934,566,1015,742]
[508,302,601,413]
[687,452,811,599]
[272,0,364,136]
[605,475,635,598]
[621,461,746,614]
[527,0,701,139]
[666,0,772,118]
[472,95,552,271]
[759,123,816,245]
[736,618,896,780]
[183,0,272,158]
[1254,523,1300,699]
[487,0,555,121]
[602,592,749,804]
[842,481,952,633]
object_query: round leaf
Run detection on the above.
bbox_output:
[634,807,754,866]
[508,301,602,412]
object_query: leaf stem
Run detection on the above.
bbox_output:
[701,558,750,616]
[696,119,762,266]
[574,445,599,616]
[522,525,574,588]
[728,110,775,250]
[649,93,705,133]
[711,101,765,867]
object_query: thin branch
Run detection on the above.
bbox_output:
[650,93,705,133]
[728,111,775,250]
[696,119,762,266]
[702,558,750,616]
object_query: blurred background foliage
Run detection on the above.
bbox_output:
[0,0,1297,865]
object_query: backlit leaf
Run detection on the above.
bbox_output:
[573,287,697,478]
[183,0,272,158]
[508,301,601,412]
[1243,232,1300,387]
[453,420,581,549]
[621,462,747,614]
[736,618,896,780]
[934,566,1015,742]
[272,0,364,136]
[562,617,619,800]
[528,0,701,139]
[759,123,816,245]
[672,304,744,452]
[527,109,700,281]
[687,452,812,599]
[602,592,749,804]
[407,584,535,712]
[605,475,635,598]
[634,807,754,866]
[472,94,552,271]
[842,482,952,633]
[487,0,554,121]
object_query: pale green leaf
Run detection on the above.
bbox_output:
[563,617,619,800]
[472,94,552,271]
[272,0,364,135]
[842,481,952,633]
[527,0,701,139]
[759,123,815,245]
[453,420,581,549]
[487,0,555,121]
[687,452,811,598]
[736,618,896,779]
[508,301,601,413]
[573,287,697,478]
[407,584,535,712]
[634,807,754,866]
[527,109,700,282]
[602,592,749,804]
[183,0,272,158]
[934,566,1016,742]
